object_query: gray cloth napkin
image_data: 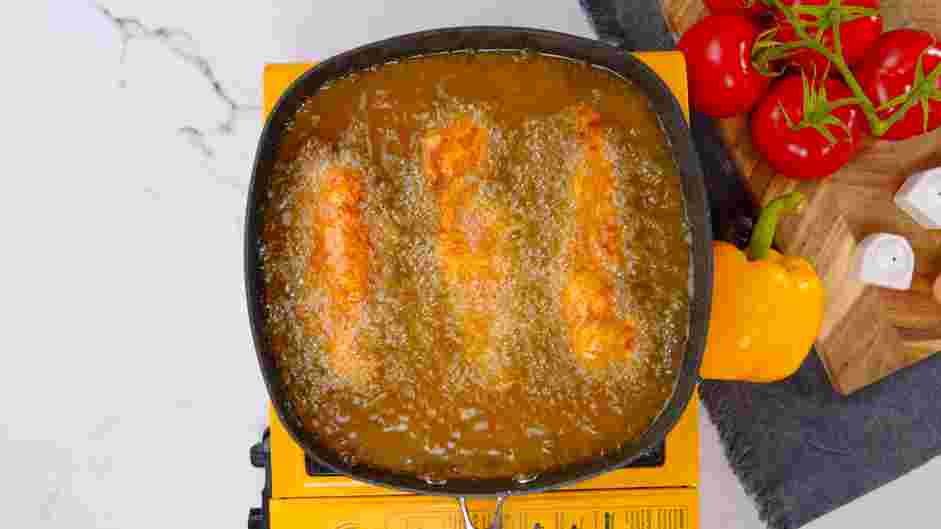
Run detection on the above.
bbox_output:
[579,1,941,527]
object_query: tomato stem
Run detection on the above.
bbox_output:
[876,86,928,133]
[829,96,862,109]
[749,192,806,261]
[828,9,887,131]
[765,0,890,134]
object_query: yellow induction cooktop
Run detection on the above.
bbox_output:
[250,51,697,529]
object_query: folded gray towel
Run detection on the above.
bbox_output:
[700,353,941,529]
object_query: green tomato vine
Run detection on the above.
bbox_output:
[757,0,941,137]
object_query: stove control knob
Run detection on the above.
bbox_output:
[250,429,270,468]
[247,507,265,529]
[250,441,268,468]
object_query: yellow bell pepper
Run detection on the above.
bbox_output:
[700,192,825,383]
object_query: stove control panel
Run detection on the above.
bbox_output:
[263,491,697,529]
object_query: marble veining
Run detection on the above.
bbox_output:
[97,3,260,167]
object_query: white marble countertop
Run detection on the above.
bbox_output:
[8,1,938,528]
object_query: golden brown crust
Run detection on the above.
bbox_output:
[423,117,513,366]
[563,105,635,369]
[422,117,489,191]
[298,165,375,385]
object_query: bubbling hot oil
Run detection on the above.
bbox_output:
[260,51,690,479]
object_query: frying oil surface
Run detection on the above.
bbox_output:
[260,51,690,480]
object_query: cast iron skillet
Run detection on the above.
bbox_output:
[245,26,713,528]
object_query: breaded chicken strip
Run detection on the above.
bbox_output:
[298,164,375,385]
[423,117,514,365]
[561,106,635,369]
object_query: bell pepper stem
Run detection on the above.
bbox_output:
[748,192,807,261]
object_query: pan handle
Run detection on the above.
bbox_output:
[457,496,506,529]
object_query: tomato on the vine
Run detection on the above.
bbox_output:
[678,14,772,117]
[854,29,941,140]
[751,76,866,179]
[774,0,882,77]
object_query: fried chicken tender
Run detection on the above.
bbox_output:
[562,106,635,369]
[298,164,375,386]
[423,117,514,364]
[423,117,489,190]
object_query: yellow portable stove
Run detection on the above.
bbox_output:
[250,52,697,529]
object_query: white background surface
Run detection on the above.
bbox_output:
[6,1,938,527]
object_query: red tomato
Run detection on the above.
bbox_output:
[854,29,941,140]
[704,0,771,19]
[751,76,866,179]
[678,14,771,117]
[775,0,882,77]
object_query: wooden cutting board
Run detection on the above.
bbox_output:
[662,0,941,394]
